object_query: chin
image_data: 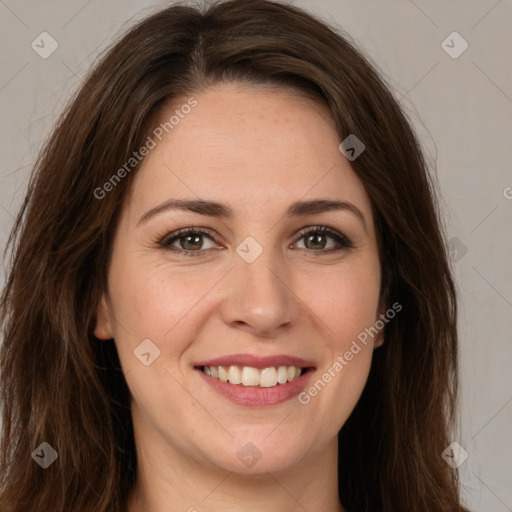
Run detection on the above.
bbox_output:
[197,427,313,475]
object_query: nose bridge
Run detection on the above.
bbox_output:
[242,244,285,298]
[222,237,296,335]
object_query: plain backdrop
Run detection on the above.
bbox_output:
[0,1,511,510]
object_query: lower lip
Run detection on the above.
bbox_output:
[196,369,314,407]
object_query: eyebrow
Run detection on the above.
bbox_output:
[137,198,367,232]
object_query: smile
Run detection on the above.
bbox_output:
[194,354,316,407]
[200,364,305,387]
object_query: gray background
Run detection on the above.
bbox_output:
[1,1,511,510]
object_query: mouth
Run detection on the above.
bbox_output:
[196,364,309,387]
[194,354,316,407]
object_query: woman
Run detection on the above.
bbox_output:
[0,0,470,510]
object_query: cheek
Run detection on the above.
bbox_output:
[295,256,380,422]
[299,266,378,434]
[106,254,221,365]
[303,258,381,345]
[109,257,185,332]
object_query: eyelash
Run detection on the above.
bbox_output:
[157,225,354,257]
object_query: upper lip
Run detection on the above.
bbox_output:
[194,353,316,370]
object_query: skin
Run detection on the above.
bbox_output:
[95,82,384,512]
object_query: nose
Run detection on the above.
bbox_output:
[220,245,298,338]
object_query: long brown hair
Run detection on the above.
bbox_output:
[0,1,470,510]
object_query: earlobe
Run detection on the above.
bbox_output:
[94,294,114,340]
[374,303,387,349]
[374,333,385,349]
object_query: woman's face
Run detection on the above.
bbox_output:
[95,82,383,475]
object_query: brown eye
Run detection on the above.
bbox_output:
[175,233,204,251]
[159,227,220,255]
[294,226,353,252]
[303,232,330,250]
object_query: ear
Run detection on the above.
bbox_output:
[374,332,385,349]
[373,301,387,349]
[94,294,114,340]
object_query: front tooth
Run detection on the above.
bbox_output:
[242,366,260,386]
[287,366,296,382]
[219,366,229,382]
[228,365,242,384]
[277,366,288,384]
[209,366,219,378]
[260,367,278,387]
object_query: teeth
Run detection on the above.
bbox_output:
[242,366,260,386]
[201,365,304,387]
[219,366,229,382]
[260,367,278,387]
[228,365,242,384]
[277,366,288,384]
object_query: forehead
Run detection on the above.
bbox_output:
[127,83,373,223]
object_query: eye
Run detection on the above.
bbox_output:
[158,225,353,256]
[158,227,220,256]
[292,226,353,253]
